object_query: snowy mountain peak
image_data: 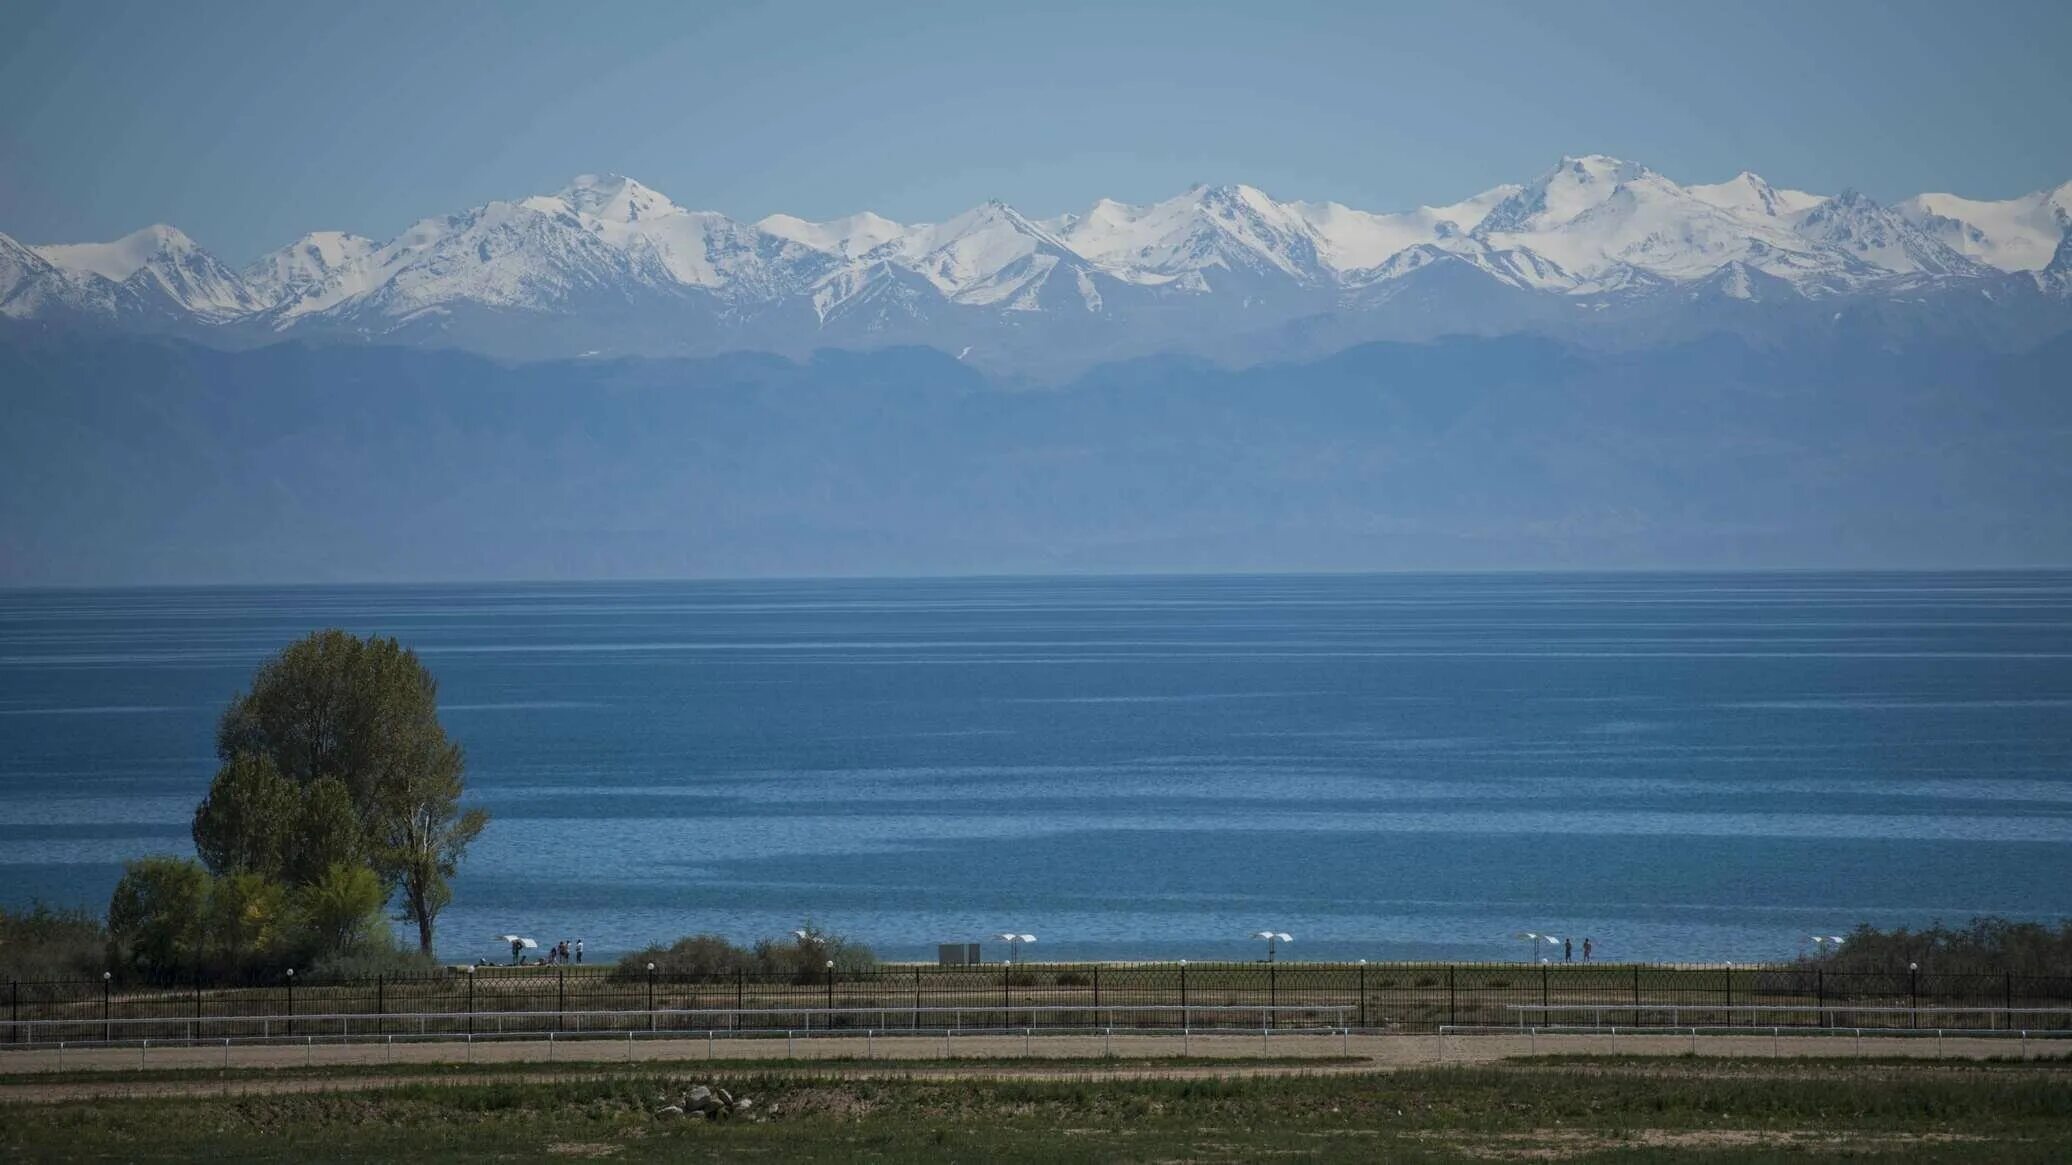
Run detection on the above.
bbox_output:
[756,211,907,258]
[6,158,2069,357]
[1476,155,1656,236]
[525,173,681,223]
[1793,188,1977,276]
[1687,171,1826,220]
[36,224,264,319]
[37,224,201,282]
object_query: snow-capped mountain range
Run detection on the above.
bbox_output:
[5,155,2069,370]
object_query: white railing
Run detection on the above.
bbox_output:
[3,1003,1352,1049]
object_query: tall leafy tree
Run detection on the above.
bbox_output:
[213,630,486,954]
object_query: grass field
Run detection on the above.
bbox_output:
[5,1055,2070,1162]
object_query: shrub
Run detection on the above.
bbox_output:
[0,902,109,981]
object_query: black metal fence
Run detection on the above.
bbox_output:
[8,963,2072,1044]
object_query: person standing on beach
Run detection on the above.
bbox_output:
[576,939,584,964]
[1564,937,1572,961]
[1583,937,1593,961]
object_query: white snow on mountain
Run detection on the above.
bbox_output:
[1055,184,1327,289]
[1897,182,2072,272]
[36,225,266,319]
[1790,189,1978,277]
[7,158,2069,347]
[1287,185,1519,272]
[1686,171,1827,220]
[244,231,381,318]
[1472,155,1841,285]
[757,211,908,258]
[521,174,834,299]
[874,200,1096,307]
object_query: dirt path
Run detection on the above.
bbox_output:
[1,1028,2058,1105]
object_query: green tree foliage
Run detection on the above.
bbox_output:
[0,903,110,981]
[614,923,878,983]
[290,777,367,884]
[204,872,294,971]
[211,629,486,954]
[107,857,210,977]
[1809,917,2072,976]
[191,753,300,880]
[374,767,489,956]
[295,863,388,955]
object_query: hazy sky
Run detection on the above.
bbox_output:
[4,0,2069,263]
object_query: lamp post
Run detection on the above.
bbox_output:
[285,968,295,1036]
[1909,961,1919,1027]
[825,959,835,1012]
[101,971,111,1042]
[464,964,475,1035]
[646,962,656,1032]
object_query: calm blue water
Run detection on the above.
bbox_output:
[3,573,2070,966]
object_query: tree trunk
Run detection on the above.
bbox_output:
[409,884,434,954]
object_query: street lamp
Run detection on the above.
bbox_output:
[1252,931,1292,962]
[995,933,1035,965]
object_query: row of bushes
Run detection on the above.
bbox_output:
[40,858,435,984]
[1808,918,2072,976]
[612,925,876,985]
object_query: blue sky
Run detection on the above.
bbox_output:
[3,0,2068,263]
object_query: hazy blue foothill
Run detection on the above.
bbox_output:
[2,573,2069,964]
[1,327,2068,585]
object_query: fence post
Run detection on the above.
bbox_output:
[1269,961,1277,1029]
[8,979,14,1044]
[1448,965,1456,1028]
[1179,962,1188,1014]
[102,972,111,1042]
[914,967,922,1029]
[467,967,476,1036]
[1357,961,1366,1030]
[1632,964,1641,1010]
[1001,963,1009,1015]
[285,969,294,1037]
[2004,971,2013,1029]
[735,968,744,1030]
[1816,967,1824,1027]
[376,974,384,1020]
[557,969,565,1030]
[1909,964,1919,1028]
[1723,964,1732,1016]
[1541,963,1549,1012]
[646,965,656,1032]
[1092,965,1100,1016]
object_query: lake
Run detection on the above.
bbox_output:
[3,572,2069,965]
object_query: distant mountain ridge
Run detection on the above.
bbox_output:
[4,327,2068,584]
[4,156,2070,372]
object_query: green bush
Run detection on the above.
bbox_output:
[0,902,110,980]
[614,923,878,983]
[1810,917,2072,976]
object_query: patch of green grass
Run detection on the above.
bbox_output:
[6,1060,2072,1162]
